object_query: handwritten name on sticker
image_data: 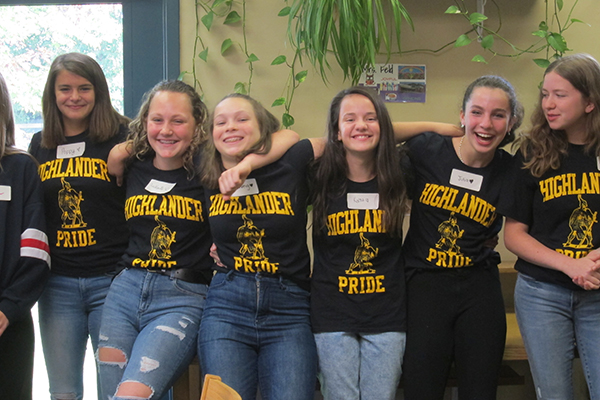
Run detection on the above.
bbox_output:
[145,179,176,194]
[232,178,259,197]
[0,185,11,201]
[449,169,483,192]
[347,193,379,210]
[57,142,86,159]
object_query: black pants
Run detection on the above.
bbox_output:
[0,312,35,400]
[402,267,506,400]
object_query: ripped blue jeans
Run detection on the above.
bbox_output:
[97,268,206,400]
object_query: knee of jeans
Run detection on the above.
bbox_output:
[115,380,154,399]
[97,346,128,369]
[50,393,78,400]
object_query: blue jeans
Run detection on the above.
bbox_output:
[198,270,317,400]
[515,273,600,400]
[97,268,206,400]
[38,273,112,400]
[314,331,405,400]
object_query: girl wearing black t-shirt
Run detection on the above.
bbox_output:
[309,87,408,400]
[402,76,522,400]
[28,53,130,400]
[504,54,600,399]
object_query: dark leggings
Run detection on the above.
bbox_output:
[0,312,35,400]
[402,267,507,400]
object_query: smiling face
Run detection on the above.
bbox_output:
[542,71,594,143]
[147,91,196,171]
[460,86,514,164]
[55,70,95,134]
[337,94,380,158]
[212,97,261,169]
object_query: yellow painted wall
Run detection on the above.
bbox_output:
[180,0,600,139]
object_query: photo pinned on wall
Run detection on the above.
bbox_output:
[359,64,426,103]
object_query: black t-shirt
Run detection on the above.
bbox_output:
[402,132,513,272]
[29,127,129,276]
[504,145,600,291]
[119,158,212,282]
[310,178,406,333]
[205,139,314,290]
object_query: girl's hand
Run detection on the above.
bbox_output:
[571,249,600,290]
[218,159,252,201]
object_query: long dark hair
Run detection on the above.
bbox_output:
[311,86,407,237]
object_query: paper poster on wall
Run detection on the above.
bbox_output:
[359,64,426,103]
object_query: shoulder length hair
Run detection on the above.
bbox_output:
[200,93,279,189]
[311,86,407,237]
[519,53,600,177]
[128,80,208,178]
[41,52,130,148]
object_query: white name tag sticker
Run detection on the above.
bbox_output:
[57,142,85,159]
[450,168,483,192]
[145,179,176,194]
[0,185,11,201]
[347,193,379,210]
[596,156,600,171]
[231,178,259,197]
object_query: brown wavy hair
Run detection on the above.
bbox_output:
[41,52,129,148]
[518,53,600,177]
[127,80,208,178]
[311,86,407,237]
[200,93,279,189]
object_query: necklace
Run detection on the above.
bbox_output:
[458,136,465,164]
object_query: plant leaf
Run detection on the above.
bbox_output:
[480,35,494,49]
[224,11,241,25]
[533,58,551,68]
[221,38,233,54]
[547,32,568,52]
[532,30,547,38]
[295,70,308,83]
[445,5,461,14]
[177,71,187,80]
[271,97,286,107]
[271,55,286,65]
[455,34,472,47]
[468,12,488,25]
[234,82,247,94]
[246,53,259,63]
[212,0,226,7]
[282,113,295,128]
[201,11,214,31]
[557,0,564,11]
[198,48,209,62]
[278,6,291,17]
[538,21,548,31]
[471,55,487,63]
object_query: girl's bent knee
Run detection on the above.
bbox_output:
[98,346,128,368]
[115,381,154,399]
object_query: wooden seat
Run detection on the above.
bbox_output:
[199,374,242,400]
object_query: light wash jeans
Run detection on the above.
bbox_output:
[515,273,600,400]
[38,273,112,400]
[198,270,318,400]
[314,331,405,400]
[98,268,206,400]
